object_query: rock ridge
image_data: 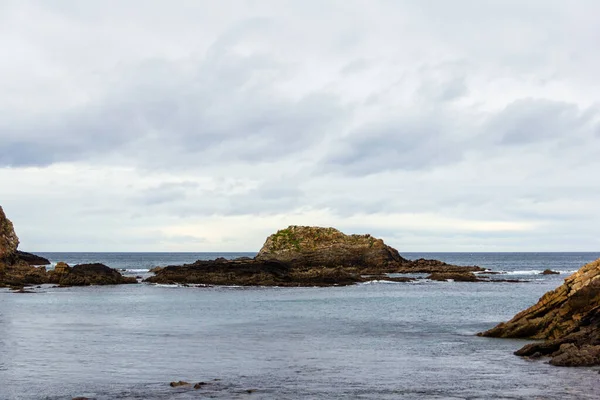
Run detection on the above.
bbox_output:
[478,258,600,366]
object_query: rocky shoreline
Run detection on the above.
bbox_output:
[478,258,600,366]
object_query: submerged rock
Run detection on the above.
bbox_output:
[427,272,479,282]
[478,258,600,366]
[147,225,481,287]
[170,381,190,387]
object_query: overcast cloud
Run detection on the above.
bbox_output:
[1,0,599,252]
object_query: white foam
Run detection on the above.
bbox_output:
[124,269,150,273]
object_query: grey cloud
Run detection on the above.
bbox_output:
[0,17,348,168]
[489,99,599,146]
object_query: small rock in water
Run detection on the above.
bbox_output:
[246,389,258,394]
[170,381,190,387]
[541,269,560,275]
[194,382,207,389]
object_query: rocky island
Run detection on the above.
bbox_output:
[0,206,136,289]
[146,225,483,286]
[478,258,600,366]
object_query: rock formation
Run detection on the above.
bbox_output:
[0,206,135,288]
[0,206,19,263]
[147,225,482,286]
[478,258,600,366]
[255,226,406,273]
[47,263,137,286]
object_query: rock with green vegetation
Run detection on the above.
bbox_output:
[256,225,406,273]
[148,225,482,286]
[478,258,600,366]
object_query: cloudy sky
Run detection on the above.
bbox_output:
[1,0,599,252]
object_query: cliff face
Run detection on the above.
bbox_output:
[0,206,19,262]
[256,225,406,271]
[479,258,600,366]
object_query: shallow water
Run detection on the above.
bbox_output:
[1,253,600,399]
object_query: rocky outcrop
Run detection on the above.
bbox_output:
[145,257,362,286]
[478,258,600,366]
[0,206,19,263]
[147,225,481,287]
[47,263,137,286]
[15,250,50,266]
[256,226,406,272]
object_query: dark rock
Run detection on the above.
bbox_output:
[146,258,362,287]
[194,382,207,389]
[170,381,190,387]
[149,266,163,274]
[398,258,484,274]
[479,258,600,366]
[15,250,50,266]
[541,269,560,275]
[48,263,138,286]
[427,272,479,282]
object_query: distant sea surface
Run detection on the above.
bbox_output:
[2,252,600,399]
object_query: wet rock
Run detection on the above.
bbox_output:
[479,258,600,366]
[149,266,163,274]
[427,272,479,282]
[194,382,207,389]
[48,263,138,286]
[541,269,560,275]
[146,226,480,286]
[170,381,190,387]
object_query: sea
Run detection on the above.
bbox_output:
[2,252,600,400]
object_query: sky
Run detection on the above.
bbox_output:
[1,0,599,252]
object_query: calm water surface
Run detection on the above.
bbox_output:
[1,252,600,399]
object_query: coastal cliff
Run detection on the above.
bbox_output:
[479,258,600,366]
[147,225,482,286]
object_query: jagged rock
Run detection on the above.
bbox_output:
[256,226,406,272]
[0,206,19,263]
[47,263,137,286]
[145,258,362,287]
[478,258,600,366]
[427,272,479,282]
[54,262,71,274]
[541,269,560,275]
[149,266,163,274]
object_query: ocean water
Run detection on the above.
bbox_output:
[1,252,600,399]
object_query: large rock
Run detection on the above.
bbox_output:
[47,263,138,286]
[256,226,406,272]
[478,258,600,366]
[0,206,19,262]
[147,226,481,286]
[145,257,362,287]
